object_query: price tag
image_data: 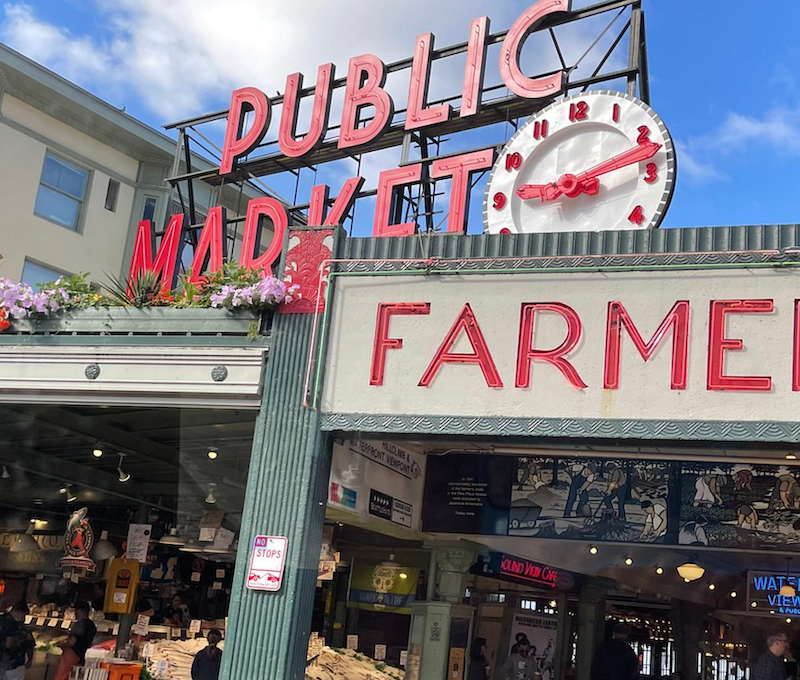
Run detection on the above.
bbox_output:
[96,622,108,633]
[134,614,150,635]
[191,572,201,582]
[400,650,408,667]
[142,643,154,658]
[47,619,58,627]
[64,610,76,621]
[35,617,46,626]
[374,644,386,660]
[112,623,120,635]
[212,581,222,591]
[189,620,202,634]
[156,660,170,675]
[113,592,128,604]
[51,611,60,617]
[215,569,226,579]
[61,620,71,629]
[346,635,358,650]
[24,616,32,625]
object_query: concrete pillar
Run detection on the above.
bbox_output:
[575,578,611,680]
[219,226,340,680]
[554,592,571,680]
[671,600,706,680]
[429,541,482,603]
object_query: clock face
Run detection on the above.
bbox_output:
[483,91,676,234]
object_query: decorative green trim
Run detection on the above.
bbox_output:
[320,413,800,443]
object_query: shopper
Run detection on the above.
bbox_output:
[590,623,638,680]
[0,606,19,677]
[501,640,536,680]
[163,594,191,628]
[53,601,96,680]
[468,637,489,680]
[6,602,34,680]
[191,629,223,680]
[751,633,789,680]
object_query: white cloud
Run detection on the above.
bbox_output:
[675,141,727,184]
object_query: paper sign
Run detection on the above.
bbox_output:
[189,620,202,633]
[112,623,120,635]
[47,618,58,627]
[246,536,288,591]
[35,617,46,626]
[212,581,222,591]
[24,616,32,625]
[191,572,201,582]
[126,524,152,562]
[346,635,358,650]
[61,620,71,629]
[400,651,408,667]
[113,592,127,604]
[142,643,154,658]
[216,569,226,579]
[199,527,217,542]
[136,614,150,629]
[213,527,235,550]
[156,660,170,675]
[375,644,386,660]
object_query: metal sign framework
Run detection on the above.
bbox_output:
[164,0,650,254]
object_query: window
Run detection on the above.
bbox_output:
[21,260,67,288]
[104,179,120,212]
[142,196,158,222]
[34,153,89,230]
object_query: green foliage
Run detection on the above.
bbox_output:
[103,270,169,308]
[39,272,107,309]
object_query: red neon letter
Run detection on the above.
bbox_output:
[431,149,495,233]
[516,303,587,389]
[372,165,423,237]
[707,299,774,391]
[278,63,334,158]
[338,54,394,151]
[406,33,451,131]
[794,300,800,391]
[128,214,184,292]
[308,177,365,227]
[603,301,690,390]
[187,207,226,283]
[419,303,503,388]
[499,0,570,99]
[220,87,271,175]
[370,303,431,386]
[240,198,288,274]
[461,16,489,117]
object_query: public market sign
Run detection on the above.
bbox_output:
[322,267,800,425]
[130,0,675,286]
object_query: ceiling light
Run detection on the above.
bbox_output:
[708,584,716,591]
[117,453,130,483]
[655,566,664,575]
[380,554,401,568]
[207,449,218,460]
[780,557,795,597]
[624,557,633,566]
[787,454,797,461]
[60,484,77,503]
[91,530,118,561]
[730,591,737,598]
[92,447,103,458]
[159,528,186,546]
[751,602,758,608]
[787,618,793,624]
[684,578,691,583]
[179,541,205,553]
[1,466,9,479]
[205,484,217,505]
[676,561,705,582]
[10,525,39,553]
[398,572,408,579]
[771,611,776,615]
[589,546,598,555]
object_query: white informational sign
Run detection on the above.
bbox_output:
[375,644,387,660]
[328,439,426,532]
[400,650,408,667]
[323,269,800,427]
[346,635,358,650]
[509,614,558,680]
[133,613,150,636]
[189,620,202,634]
[246,536,288,591]
[126,524,152,562]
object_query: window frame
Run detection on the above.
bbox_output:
[33,151,91,232]
[21,258,70,289]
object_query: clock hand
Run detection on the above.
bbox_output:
[515,140,661,203]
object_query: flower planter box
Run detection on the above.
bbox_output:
[8,307,272,336]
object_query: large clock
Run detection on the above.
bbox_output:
[483,90,676,234]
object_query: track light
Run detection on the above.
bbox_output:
[708,583,716,591]
[655,567,664,575]
[117,453,130,483]
[730,591,737,598]
[207,448,218,460]
[624,557,633,566]
[59,484,77,503]
[92,447,103,458]
[205,483,217,504]
[159,528,186,547]
[589,546,598,555]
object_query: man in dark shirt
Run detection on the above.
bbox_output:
[750,633,789,680]
[591,623,639,680]
[7,602,35,680]
[54,601,97,680]
[191,629,223,680]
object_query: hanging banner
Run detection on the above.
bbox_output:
[347,560,420,614]
[329,439,426,531]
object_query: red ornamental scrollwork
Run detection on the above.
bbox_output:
[281,229,334,314]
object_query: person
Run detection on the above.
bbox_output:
[602,462,627,520]
[191,629,223,680]
[469,638,489,680]
[0,606,20,678]
[590,623,638,680]
[678,516,709,546]
[54,601,96,680]
[564,463,596,518]
[750,633,789,680]
[639,500,668,540]
[163,594,191,627]
[501,640,536,680]
[6,602,35,680]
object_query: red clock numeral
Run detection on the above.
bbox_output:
[569,101,589,122]
[637,125,651,144]
[612,103,620,123]
[628,205,645,225]
[493,192,507,210]
[644,163,658,184]
[533,120,549,140]
[505,152,523,172]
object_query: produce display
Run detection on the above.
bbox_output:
[306,647,405,680]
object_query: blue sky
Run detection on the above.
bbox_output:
[2,0,799,234]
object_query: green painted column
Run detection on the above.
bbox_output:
[575,578,610,680]
[219,227,339,680]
